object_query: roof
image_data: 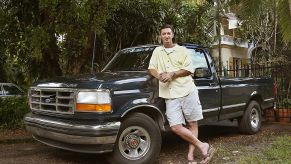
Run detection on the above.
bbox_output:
[122,43,207,50]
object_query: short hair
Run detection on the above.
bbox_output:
[160,24,174,32]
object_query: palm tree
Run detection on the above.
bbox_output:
[238,0,291,42]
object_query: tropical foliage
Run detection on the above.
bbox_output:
[0,0,216,85]
[0,0,291,87]
[0,96,30,129]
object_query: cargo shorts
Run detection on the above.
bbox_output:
[165,90,203,127]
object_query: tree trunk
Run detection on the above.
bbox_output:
[71,32,95,75]
[40,30,62,79]
[273,0,277,54]
[217,0,222,76]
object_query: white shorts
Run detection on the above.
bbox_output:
[165,91,203,127]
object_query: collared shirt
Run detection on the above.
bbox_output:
[148,44,196,99]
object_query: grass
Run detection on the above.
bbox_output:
[237,135,291,164]
[213,142,251,163]
[211,132,291,164]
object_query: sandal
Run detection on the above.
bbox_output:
[188,160,198,164]
[200,144,216,164]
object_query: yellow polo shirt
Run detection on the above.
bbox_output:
[148,45,196,99]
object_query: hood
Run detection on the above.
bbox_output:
[33,71,151,89]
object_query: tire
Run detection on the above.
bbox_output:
[238,101,262,134]
[109,113,162,164]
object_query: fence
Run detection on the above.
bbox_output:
[218,63,291,122]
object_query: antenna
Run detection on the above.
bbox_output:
[91,31,97,73]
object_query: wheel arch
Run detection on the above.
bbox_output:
[248,91,264,113]
[121,105,166,131]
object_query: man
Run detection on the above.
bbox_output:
[148,24,215,164]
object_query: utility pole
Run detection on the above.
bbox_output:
[216,0,222,76]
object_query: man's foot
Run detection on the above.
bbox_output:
[200,144,216,164]
[199,143,210,157]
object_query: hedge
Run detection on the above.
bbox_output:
[0,96,30,129]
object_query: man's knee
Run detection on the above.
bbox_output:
[188,121,198,128]
[170,124,183,134]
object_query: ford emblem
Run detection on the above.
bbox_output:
[45,98,51,103]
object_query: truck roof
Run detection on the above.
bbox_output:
[121,43,207,50]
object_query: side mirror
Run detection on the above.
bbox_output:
[194,67,212,78]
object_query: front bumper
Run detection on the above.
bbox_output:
[24,113,120,153]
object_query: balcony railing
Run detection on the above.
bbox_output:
[213,35,248,48]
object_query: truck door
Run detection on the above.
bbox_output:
[188,48,220,122]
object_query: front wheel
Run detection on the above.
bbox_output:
[238,101,262,134]
[109,113,162,164]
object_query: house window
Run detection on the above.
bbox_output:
[233,58,241,77]
[228,57,241,77]
[228,57,250,77]
[222,18,234,37]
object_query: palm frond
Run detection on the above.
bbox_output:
[278,0,291,42]
[238,0,264,19]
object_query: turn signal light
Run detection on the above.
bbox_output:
[76,103,112,112]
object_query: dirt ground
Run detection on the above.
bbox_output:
[0,121,290,164]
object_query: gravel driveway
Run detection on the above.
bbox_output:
[1,121,290,164]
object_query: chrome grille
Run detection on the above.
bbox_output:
[29,88,75,114]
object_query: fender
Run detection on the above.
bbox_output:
[249,90,263,103]
[120,98,166,131]
[249,90,274,110]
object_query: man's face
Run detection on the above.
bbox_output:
[160,28,174,44]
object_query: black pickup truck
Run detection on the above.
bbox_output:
[24,43,275,164]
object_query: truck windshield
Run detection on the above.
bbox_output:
[103,46,210,72]
[103,47,155,72]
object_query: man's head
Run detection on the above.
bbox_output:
[160,24,174,47]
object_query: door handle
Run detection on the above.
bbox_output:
[209,82,217,86]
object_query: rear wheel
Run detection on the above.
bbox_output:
[109,113,162,164]
[239,101,262,134]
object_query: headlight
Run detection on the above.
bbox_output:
[76,90,111,113]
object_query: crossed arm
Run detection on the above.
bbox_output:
[148,69,191,83]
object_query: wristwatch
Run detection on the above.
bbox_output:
[171,72,176,78]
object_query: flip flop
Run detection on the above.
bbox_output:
[188,160,198,164]
[200,145,216,164]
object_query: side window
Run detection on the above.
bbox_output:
[188,49,210,70]
[3,85,22,95]
[0,85,3,95]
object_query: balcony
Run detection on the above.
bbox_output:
[213,35,248,48]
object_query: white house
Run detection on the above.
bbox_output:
[211,13,254,77]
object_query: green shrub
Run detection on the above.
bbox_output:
[0,96,30,129]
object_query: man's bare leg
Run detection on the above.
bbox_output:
[187,121,198,163]
[170,124,209,158]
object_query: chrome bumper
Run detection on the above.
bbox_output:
[24,113,120,153]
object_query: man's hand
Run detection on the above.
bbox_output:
[159,72,175,83]
[149,69,190,83]
[148,69,177,83]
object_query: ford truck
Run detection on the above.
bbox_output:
[24,43,275,164]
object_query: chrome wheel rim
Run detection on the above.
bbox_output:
[118,126,151,160]
[250,107,260,128]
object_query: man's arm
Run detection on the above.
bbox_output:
[172,69,191,78]
[159,69,191,83]
[148,69,171,83]
[148,69,160,80]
